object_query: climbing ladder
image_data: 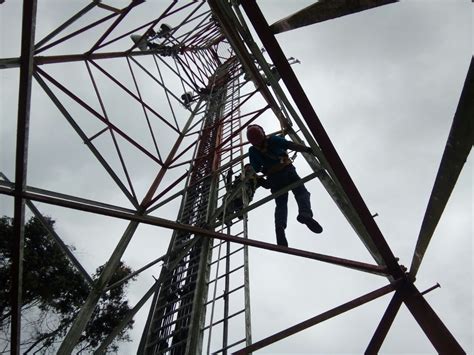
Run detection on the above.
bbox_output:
[202,60,252,354]
[139,57,251,354]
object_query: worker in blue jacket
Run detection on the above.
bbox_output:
[246,124,322,247]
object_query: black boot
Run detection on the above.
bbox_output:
[297,215,323,234]
[276,226,288,247]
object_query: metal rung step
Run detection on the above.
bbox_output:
[207,264,244,285]
[209,247,244,266]
[211,337,247,355]
[201,309,246,331]
[151,312,193,336]
[204,284,245,306]
[155,337,187,355]
[149,295,193,321]
[147,327,189,349]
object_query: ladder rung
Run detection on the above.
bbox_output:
[201,309,246,331]
[211,337,247,354]
[207,264,244,284]
[209,246,244,266]
[204,284,245,306]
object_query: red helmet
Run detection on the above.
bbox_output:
[246,125,265,146]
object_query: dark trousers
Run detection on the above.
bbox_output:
[267,165,312,230]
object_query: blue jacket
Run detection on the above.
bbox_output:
[248,135,291,175]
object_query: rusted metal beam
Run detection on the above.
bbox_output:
[270,0,398,34]
[87,0,145,54]
[207,0,289,126]
[10,1,37,353]
[34,11,118,55]
[403,283,465,354]
[240,0,403,278]
[0,50,166,69]
[35,66,168,163]
[409,57,473,278]
[234,279,403,354]
[17,188,389,276]
[365,289,404,354]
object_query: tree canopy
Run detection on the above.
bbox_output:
[0,215,135,354]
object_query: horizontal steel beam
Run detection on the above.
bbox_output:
[27,199,93,285]
[0,49,160,69]
[0,179,137,215]
[4,186,389,276]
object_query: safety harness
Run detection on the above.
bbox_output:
[255,138,292,175]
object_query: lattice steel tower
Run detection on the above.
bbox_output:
[1,1,471,354]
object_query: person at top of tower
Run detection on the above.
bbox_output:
[246,124,323,247]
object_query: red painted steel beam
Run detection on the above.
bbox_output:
[0,50,168,69]
[87,60,180,134]
[402,283,465,354]
[146,170,189,209]
[16,189,389,276]
[118,1,180,54]
[207,0,289,127]
[365,289,404,354]
[240,0,403,278]
[87,0,144,54]
[34,11,118,54]
[35,66,166,164]
[84,60,138,200]
[215,105,270,152]
[233,279,403,354]
[11,1,37,353]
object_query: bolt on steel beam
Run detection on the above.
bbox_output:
[402,283,465,354]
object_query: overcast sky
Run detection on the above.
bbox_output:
[1,1,472,354]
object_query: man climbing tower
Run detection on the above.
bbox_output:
[246,124,323,247]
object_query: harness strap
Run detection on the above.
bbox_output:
[255,142,292,175]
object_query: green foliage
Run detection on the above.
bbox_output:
[0,215,135,353]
